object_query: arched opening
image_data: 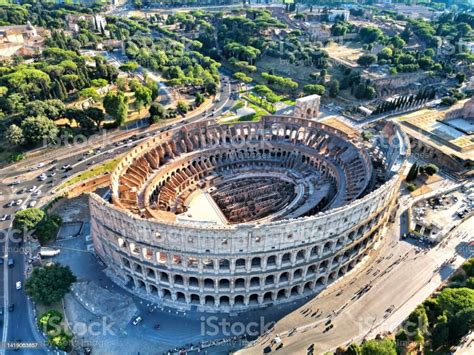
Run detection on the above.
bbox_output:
[204,295,215,306]
[190,294,200,304]
[149,284,158,295]
[281,253,291,265]
[296,250,305,262]
[160,272,169,283]
[249,294,259,305]
[251,257,261,268]
[219,279,230,289]
[315,276,325,288]
[293,269,303,279]
[219,259,230,270]
[235,278,245,289]
[162,289,172,299]
[306,265,317,277]
[236,258,246,269]
[290,286,299,297]
[176,292,186,303]
[265,275,274,285]
[203,258,214,270]
[189,277,199,288]
[234,295,244,306]
[220,296,230,306]
[276,289,286,300]
[204,278,214,289]
[303,282,313,294]
[279,272,289,284]
[263,292,273,303]
[250,277,260,288]
[174,275,184,285]
[267,255,276,267]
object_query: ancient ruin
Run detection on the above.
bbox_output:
[90,116,408,312]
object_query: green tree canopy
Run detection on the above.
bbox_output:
[25,264,76,305]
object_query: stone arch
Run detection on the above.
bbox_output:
[219,279,230,289]
[204,278,214,289]
[189,276,199,288]
[265,275,275,285]
[279,272,289,284]
[204,295,215,306]
[235,278,245,289]
[220,295,230,306]
[234,295,244,306]
[263,291,273,303]
[176,291,186,303]
[248,294,259,305]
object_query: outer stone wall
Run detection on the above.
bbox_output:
[90,116,406,312]
[90,174,401,312]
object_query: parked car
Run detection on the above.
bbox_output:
[132,316,142,325]
[16,281,21,290]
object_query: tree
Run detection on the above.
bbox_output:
[5,124,25,146]
[357,54,377,67]
[406,163,419,182]
[79,87,100,102]
[437,288,474,316]
[20,116,59,146]
[463,259,474,278]
[303,84,326,95]
[177,100,189,114]
[133,85,152,112]
[103,91,128,126]
[423,163,439,176]
[329,80,340,98]
[195,92,205,107]
[35,214,62,245]
[149,102,167,123]
[13,208,45,231]
[25,264,76,305]
[346,343,362,355]
[361,338,397,355]
[84,107,105,128]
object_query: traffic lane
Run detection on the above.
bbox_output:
[6,247,46,355]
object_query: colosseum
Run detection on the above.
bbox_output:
[90,115,409,312]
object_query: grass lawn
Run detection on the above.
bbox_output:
[59,157,121,190]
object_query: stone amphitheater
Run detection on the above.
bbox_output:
[90,115,409,312]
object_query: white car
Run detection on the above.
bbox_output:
[38,174,47,181]
[37,162,45,168]
[32,191,42,197]
[27,186,37,192]
[8,201,15,207]
[28,201,37,208]
[0,214,9,221]
[15,199,23,206]
[16,281,21,290]
[49,172,56,177]
[132,316,142,325]
[62,164,71,170]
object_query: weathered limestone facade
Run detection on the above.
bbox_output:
[90,116,407,312]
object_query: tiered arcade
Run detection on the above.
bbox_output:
[90,116,408,312]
